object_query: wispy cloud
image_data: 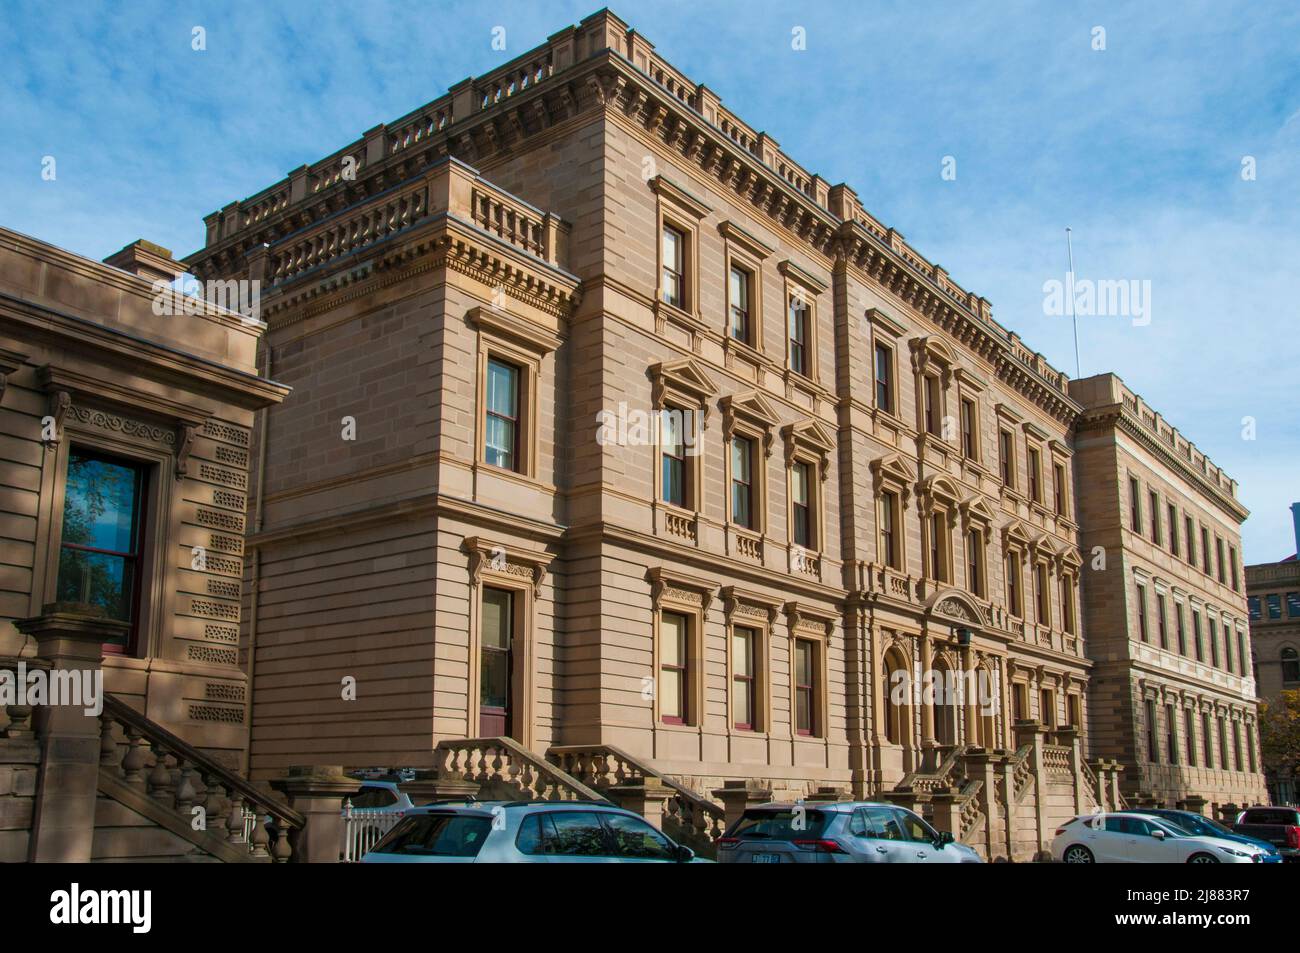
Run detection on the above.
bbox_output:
[3,0,1296,557]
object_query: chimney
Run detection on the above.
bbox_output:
[1291,502,1300,559]
[103,239,186,285]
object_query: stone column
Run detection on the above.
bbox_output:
[270,766,362,863]
[1056,726,1085,813]
[919,629,935,755]
[964,748,1001,860]
[711,779,772,833]
[930,790,961,838]
[15,604,126,863]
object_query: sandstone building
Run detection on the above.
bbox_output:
[1,8,1267,862]
[1245,508,1300,804]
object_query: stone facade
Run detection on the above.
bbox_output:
[1245,517,1300,805]
[0,228,286,772]
[170,8,1267,819]
[1071,374,1266,812]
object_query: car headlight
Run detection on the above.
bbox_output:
[1217,846,1249,857]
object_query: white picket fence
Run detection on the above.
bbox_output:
[341,801,406,862]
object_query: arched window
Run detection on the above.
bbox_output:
[882,648,911,746]
[1282,647,1300,685]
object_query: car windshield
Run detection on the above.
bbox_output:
[369,813,492,856]
[730,808,828,840]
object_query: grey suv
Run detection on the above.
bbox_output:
[361,801,705,863]
[717,801,983,863]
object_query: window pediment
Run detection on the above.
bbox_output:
[958,495,997,527]
[782,418,835,481]
[776,260,827,296]
[651,357,718,421]
[718,220,775,260]
[464,536,554,596]
[870,454,917,503]
[909,335,957,376]
[467,305,561,355]
[721,391,780,456]
[648,566,718,613]
[649,175,711,219]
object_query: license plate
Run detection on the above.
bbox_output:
[752,853,781,864]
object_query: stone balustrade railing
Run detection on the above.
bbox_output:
[548,744,727,855]
[99,694,305,862]
[1042,744,1072,779]
[261,157,569,290]
[435,736,603,802]
[1011,744,1034,802]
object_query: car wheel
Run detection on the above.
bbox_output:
[1187,853,1219,864]
[1063,845,1094,864]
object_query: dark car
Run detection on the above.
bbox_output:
[1118,809,1281,863]
[1232,806,1300,862]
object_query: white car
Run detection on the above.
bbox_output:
[1052,812,1268,863]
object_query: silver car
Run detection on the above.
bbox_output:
[716,801,983,863]
[361,801,705,863]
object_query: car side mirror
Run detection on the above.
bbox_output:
[675,845,695,863]
[1151,829,1165,840]
[937,831,954,847]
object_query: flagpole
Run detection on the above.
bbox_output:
[1066,226,1080,378]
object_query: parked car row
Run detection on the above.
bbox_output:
[361,800,981,863]
[1051,808,1287,863]
[359,796,1298,865]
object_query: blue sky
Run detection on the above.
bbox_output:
[2,0,1296,560]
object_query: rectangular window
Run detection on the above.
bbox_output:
[1233,722,1243,772]
[880,491,899,569]
[1027,447,1042,504]
[1035,563,1050,625]
[874,343,893,413]
[794,638,817,736]
[661,225,685,308]
[1248,595,1261,621]
[1129,477,1142,532]
[731,436,754,529]
[1218,717,1228,770]
[1237,631,1247,675]
[1202,712,1213,768]
[479,586,514,722]
[1287,592,1300,617]
[1156,593,1167,649]
[1146,699,1158,762]
[1041,689,1056,729]
[1148,490,1161,544]
[1061,575,1076,634]
[929,512,948,583]
[791,461,813,549]
[923,376,941,436]
[1185,708,1196,766]
[1266,593,1282,619]
[1201,526,1211,574]
[1192,610,1203,661]
[660,407,690,508]
[55,450,148,652]
[1136,583,1148,642]
[960,399,976,459]
[1175,603,1186,655]
[1000,430,1014,487]
[728,264,751,343]
[484,358,521,471]
[659,611,689,725]
[788,295,809,376]
[1184,515,1195,563]
[1224,624,1234,674]
[1215,537,1226,584]
[731,626,757,730]
[1006,550,1022,616]
[1247,724,1257,773]
[1167,503,1179,555]
[1166,703,1177,764]
[967,528,983,597]
[1053,463,1066,516]
[1229,546,1239,592]
[1209,617,1220,667]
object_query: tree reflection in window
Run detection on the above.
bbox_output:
[55,451,146,648]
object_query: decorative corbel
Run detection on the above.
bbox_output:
[531,563,547,599]
[45,390,70,450]
[174,423,198,481]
